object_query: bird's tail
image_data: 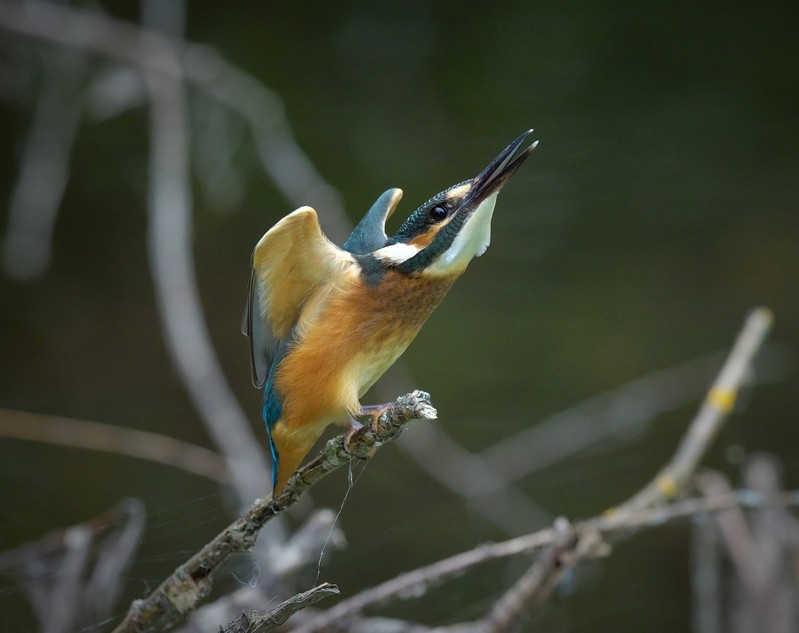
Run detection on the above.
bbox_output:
[269,421,324,495]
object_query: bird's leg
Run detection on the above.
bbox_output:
[343,419,363,449]
[343,402,392,456]
[358,403,392,431]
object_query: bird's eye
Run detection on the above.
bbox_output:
[428,205,447,222]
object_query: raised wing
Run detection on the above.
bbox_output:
[243,206,355,388]
[342,188,402,254]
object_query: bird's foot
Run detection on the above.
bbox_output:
[342,403,391,458]
[358,403,391,432]
[343,419,373,459]
[344,419,363,449]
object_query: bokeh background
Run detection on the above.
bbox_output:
[1,1,797,631]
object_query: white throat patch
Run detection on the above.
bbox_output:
[427,192,498,275]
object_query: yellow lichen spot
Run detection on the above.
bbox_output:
[602,506,617,517]
[656,475,678,499]
[707,387,737,413]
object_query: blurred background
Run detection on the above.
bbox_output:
[0,1,797,631]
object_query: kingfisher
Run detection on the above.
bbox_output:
[243,130,537,494]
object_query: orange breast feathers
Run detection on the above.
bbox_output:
[266,269,456,494]
[273,269,456,434]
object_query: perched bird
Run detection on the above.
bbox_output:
[243,130,537,494]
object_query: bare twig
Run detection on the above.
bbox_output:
[110,391,436,633]
[609,307,774,514]
[467,520,582,633]
[466,308,778,632]
[1,40,85,280]
[0,0,348,241]
[181,510,345,632]
[0,499,146,633]
[479,345,788,485]
[350,491,799,632]
[0,408,231,483]
[290,488,799,633]
[696,458,799,633]
[221,583,340,633]
[141,19,270,507]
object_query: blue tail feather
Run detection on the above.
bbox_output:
[262,378,283,490]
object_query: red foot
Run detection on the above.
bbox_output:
[342,403,390,458]
[343,419,363,453]
[359,403,391,431]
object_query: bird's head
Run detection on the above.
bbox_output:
[344,130,537,277]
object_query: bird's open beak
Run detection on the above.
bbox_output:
[468,129,538,204]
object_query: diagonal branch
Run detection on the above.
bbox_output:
[110,390,436,633]
[608,306,774,515]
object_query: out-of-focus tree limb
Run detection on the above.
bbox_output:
[0,408,232,483]
[0,0,349,241]
[612,307,773,513]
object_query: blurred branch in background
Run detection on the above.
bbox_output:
[394,338,790,536]
[140,1,271,508]
[0,408,232,483]
[619,308,772,512]
[395,417,553,534]
[0,36,86,280]
[693,457,799,633]
[0,0,271,508]
[480,343,791,486]
[0,499,145,633]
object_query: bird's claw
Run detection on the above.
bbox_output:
[343,403,390,458]
[359,403,391,431]
[343,419,374,459]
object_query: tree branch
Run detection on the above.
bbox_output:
[294,308,775,633]
[221,583,340,633]
[0,0,349,241]
[110,391,436,633]
[0,408,232,484]
[608,306,773,515]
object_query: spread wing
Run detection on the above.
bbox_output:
[243,206,355,388]
[343,188,402,254]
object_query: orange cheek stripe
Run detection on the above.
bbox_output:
[410,227,438,249]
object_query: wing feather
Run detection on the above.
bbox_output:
[243,206,354,387]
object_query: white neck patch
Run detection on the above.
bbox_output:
[427,192,498,275]
[372,241,421,264]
